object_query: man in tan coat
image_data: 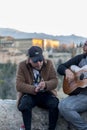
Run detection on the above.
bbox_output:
[16,46,59,130]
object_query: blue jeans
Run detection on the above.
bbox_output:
[58,93,87,130]
[18,91,59,130]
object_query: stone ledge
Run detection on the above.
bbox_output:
[0,99,87,130]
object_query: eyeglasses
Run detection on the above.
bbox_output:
[84,43,87,46]
[84,41,87,46]
[33,58,43,63]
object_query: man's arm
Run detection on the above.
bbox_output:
[57,54,84,75]
[44,60,58,91]
[16,63,36,95]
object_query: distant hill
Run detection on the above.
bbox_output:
[0,28,87,44]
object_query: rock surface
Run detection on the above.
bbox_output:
[0,99,87,130]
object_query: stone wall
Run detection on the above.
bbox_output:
[0,99,87,130]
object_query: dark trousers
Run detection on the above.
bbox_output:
[18,91,59,130]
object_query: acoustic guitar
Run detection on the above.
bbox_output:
[63,69,87,95]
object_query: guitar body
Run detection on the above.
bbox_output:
[63,70,87,95]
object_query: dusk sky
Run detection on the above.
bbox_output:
[0,0,87,37]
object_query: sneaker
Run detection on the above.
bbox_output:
[20,124,25,130]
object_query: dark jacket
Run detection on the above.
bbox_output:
[57,53,87,76]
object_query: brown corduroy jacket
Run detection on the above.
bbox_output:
[16,59,58,106]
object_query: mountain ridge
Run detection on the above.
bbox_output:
[0,28,87,44]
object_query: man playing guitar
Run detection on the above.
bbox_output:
[57,41,87,130]
[63,64,87,95]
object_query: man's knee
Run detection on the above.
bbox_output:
[58,99,73,115]
[58,100,66,114]
[49,97,59,109]
[18,94,33,111]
